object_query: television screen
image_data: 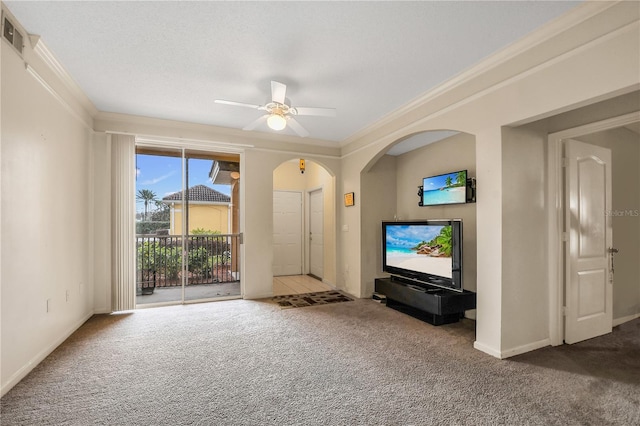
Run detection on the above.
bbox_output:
[382,220,462,291]
[422,170,467,206]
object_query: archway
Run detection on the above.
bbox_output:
[272,158,337,296]
[359,129,478,320]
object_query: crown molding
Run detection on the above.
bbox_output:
[29,35,99,117]
[25,64,94,130]
[95,111,342,157]
[340,1,623,149]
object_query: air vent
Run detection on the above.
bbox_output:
[3,16,24,55]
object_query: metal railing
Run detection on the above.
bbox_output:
[136,233,241,294]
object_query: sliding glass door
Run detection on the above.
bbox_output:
[135,146,241,306]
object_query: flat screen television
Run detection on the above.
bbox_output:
[422,170,467,206]
[382,220,462,292]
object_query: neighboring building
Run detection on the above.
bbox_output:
[162,185,231,235]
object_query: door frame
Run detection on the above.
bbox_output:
[134,136,247,307]
[547,111,640,346]
[305,185,324,277]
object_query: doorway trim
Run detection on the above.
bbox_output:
[547,111,640,346]
[305,185,324,278]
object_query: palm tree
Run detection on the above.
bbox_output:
[445,176,453,187]
[434,226,453,256]
[455,171,466,187]
[136,189,157,220]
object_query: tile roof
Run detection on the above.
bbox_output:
[162,185,230,203]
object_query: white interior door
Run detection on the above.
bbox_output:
[309,189,324,279]
[273,191,303,276]
[564,139,613,344]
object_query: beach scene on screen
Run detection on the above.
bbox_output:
[385,225,452,278]
[422,171,466,205]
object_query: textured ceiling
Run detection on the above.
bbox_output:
[5,1,581,145]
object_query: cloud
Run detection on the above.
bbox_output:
[140,171,175,185]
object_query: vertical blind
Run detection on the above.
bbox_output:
[111,134,136,311]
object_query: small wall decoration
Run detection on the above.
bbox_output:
[344,192,355,207]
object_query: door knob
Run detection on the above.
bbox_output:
[608,247,619,277]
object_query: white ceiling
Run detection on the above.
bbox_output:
[4,1,581,145]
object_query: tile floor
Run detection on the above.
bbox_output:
[272,274,333,296]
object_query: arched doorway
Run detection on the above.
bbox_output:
[360,130,477,318]
[272,158,337,296]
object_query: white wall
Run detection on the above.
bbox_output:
[1,40,95,395]
[360,154,397,297]
[395,133,477,299]
[273,159,337,286]
[500,124,549,352]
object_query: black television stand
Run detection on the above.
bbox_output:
[374,276,476,326]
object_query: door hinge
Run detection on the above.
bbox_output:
[239,232,243,244]
[562,232,568,242]
[562,158,569,167]
[562,306,567,316]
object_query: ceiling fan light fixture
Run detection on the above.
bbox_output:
[267,113,287,131]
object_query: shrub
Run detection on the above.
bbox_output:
[191,228,221,235]
[137,221,170,235]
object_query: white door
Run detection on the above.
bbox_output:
[564,139,613,344]
[273,191,303,276]
[309,189,324,279]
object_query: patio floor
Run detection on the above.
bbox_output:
[136,282,241,305]
[136,275,332,306]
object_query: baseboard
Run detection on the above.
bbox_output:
[243,292,274,300]
[474,338,551,359]
[1,311,94,397]
[499,338,551,359]
[613,313,640,327]
[473,341,502,358]
[322,278,337,289]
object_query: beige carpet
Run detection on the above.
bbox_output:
[1,299,638,425]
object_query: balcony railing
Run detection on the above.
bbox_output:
[136,233,241,294]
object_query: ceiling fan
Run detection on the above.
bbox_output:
[214,81,336,137]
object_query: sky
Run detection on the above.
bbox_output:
[423,170,466,191]
[386,225,444,248]
[135,154,231,213]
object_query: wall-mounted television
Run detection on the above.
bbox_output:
[421,170,467,206]
[382,220,462,292]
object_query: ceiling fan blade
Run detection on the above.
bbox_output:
[287,117,309,138]
[215,99,262,109]
[293,107,336,117]
[271,81,287,104]
[243,115,268,131]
